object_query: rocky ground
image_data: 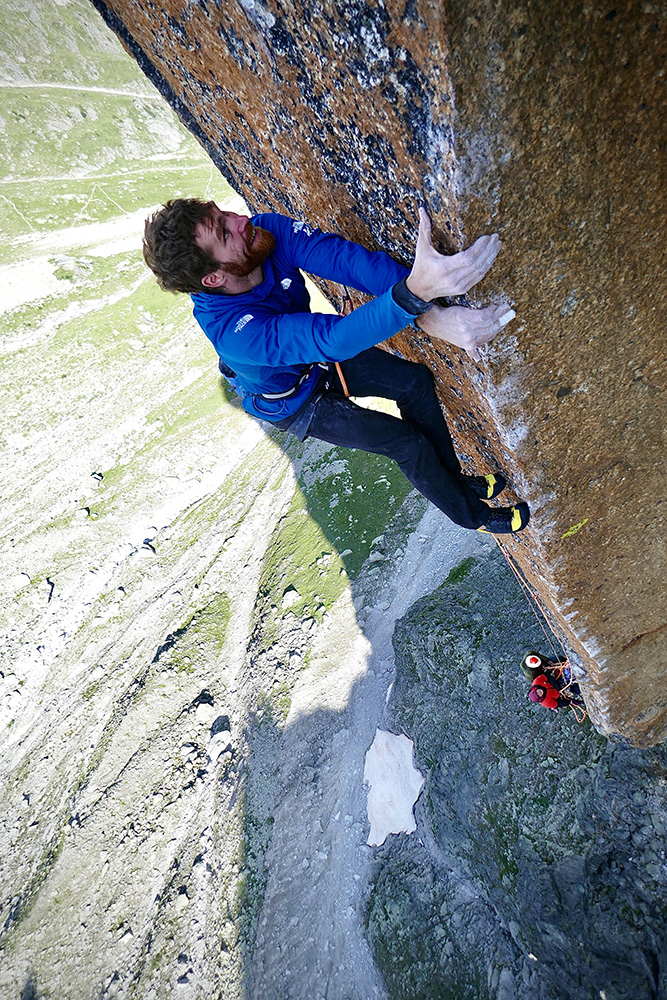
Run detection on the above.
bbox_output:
[366,549,667,1000]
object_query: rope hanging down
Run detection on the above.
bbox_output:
[494,538,588,723]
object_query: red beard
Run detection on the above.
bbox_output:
[223,224,276,277]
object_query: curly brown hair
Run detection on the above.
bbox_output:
[142,198,218,293]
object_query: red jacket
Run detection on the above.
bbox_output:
[529,674,561,710]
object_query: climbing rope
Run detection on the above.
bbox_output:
[495,539,565,661]
[333,279,406,399]
[568,702,588,724]
[334,361,351,398]
[493,539,589,724]
[334,284,353,397]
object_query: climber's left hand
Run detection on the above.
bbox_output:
[406,208,502,301]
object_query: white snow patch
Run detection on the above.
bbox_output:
[364,729,424,846]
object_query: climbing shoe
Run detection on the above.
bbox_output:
[477,502,530,534]
[464,472,507,501]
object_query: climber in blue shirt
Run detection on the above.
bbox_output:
[142,199,530,534]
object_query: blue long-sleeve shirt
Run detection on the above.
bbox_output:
[191,213,411,420]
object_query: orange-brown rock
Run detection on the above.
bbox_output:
[90,0,666,745]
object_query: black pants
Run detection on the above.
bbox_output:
[301,348,489,530]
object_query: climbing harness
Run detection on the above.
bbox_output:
[217,276,357,413]
[258,364,320,400]
[218,358,325,404]
[217,277,356,410]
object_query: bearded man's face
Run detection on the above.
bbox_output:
[193,203,275,278]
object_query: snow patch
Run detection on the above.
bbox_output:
[364,729,424,846]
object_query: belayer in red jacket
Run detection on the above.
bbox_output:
[528,674,570,711]
[522,651,584,711]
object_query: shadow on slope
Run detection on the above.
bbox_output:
[236,529,667,1000]
[364,548,667,1000]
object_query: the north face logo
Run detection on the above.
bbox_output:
[292,221,314,237]
[234,314,254,332]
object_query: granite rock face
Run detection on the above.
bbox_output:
[365,549,667,1000]
[87,0,666,744]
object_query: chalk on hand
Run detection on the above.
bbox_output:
[499,309,516,327]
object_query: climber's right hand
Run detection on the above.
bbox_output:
[416,303,515,361]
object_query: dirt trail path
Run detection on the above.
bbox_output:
[0,81,161,99]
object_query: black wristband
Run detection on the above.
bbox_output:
[391,278,434,316]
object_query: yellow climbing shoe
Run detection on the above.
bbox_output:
[477,502,530,534]
[464,472,507,500]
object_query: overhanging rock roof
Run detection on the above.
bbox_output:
[91,0,666,745]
